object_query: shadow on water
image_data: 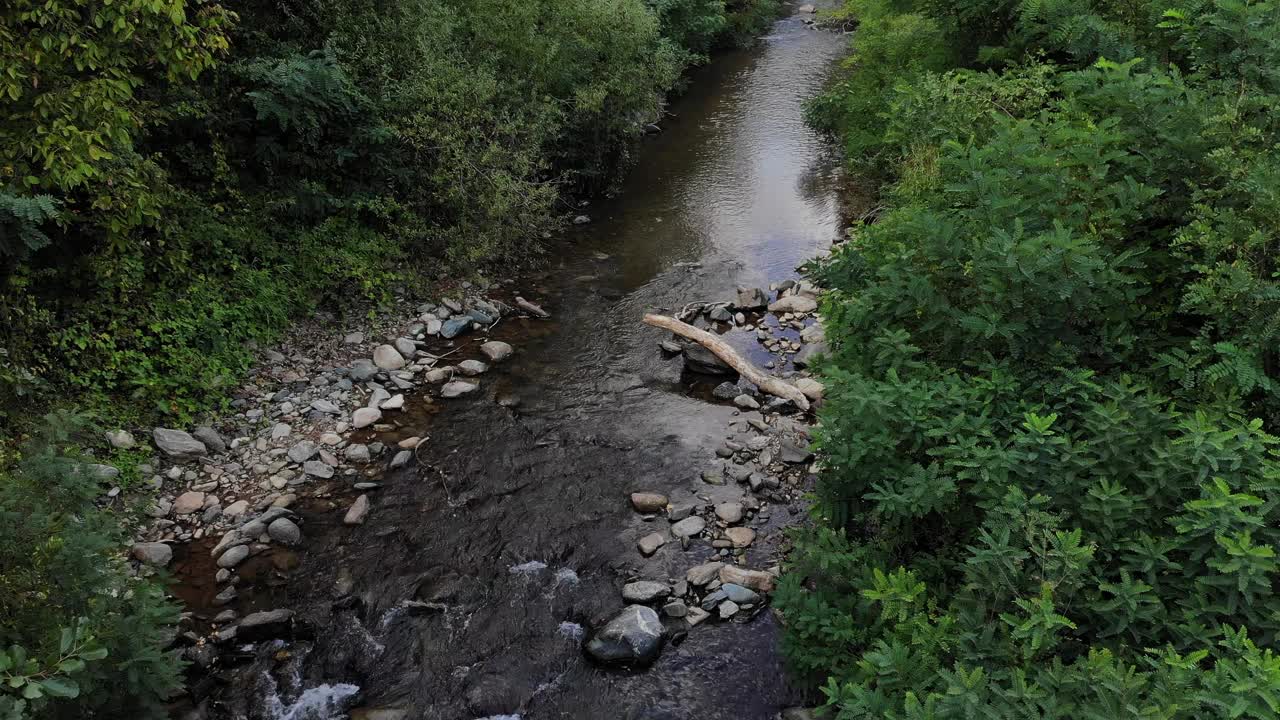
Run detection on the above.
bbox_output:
[193,11,858,720]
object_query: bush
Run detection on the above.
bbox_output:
[0,415,183,719]
[779,0,1280,716]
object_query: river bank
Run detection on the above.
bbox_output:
[118,8,857,719]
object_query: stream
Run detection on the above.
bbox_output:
[192,10,852,720]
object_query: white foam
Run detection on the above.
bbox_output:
[557,621,584,641]
[508,560,548,575]
[264,681,360,720]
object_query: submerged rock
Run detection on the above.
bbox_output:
[585,605,664,665]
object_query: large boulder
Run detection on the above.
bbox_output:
[585,605,664,665]
[682,345,734,376]
[153,428,207,458]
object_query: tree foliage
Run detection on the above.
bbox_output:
[779,0,1280,716]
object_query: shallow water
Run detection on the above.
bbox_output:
[196,11,852,720]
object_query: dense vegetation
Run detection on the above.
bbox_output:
[0,0,780,427]
[777,0,1280,716]
[0,1,779,716]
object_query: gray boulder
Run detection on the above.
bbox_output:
[735,287,769,310]
[192,426,226,454]
[131,542,172,567]
[585,605,664,665]
[153,428,207,458]
[440,317,472,339]
[267,518,301,546]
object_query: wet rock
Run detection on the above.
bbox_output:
[440,317,472,339]
[457,359,489,376]
[287,440,318,464]
[585,605,664,665]
[735,287,769,310]
[515,296,550,318]
[238,609,294,641]
[663,600,688,618]
[213,586,238,607]
[686,561,724,586]
[780,439,813,464]
[441,380,478,398]
[719,565,775,592]
[725,527,756,547]
[192,426,226,454]
[660,340,683,353]
[708,306,733,323]
[390,450,413,469]
[423,368,452,384]
[668,501,698,522]
[352,407,381,429]
[267,518,301,546]
[105,429,136,449]
[383,393,405,410]
[718,600,740,619]
[686,606,711,626]
[373,345,406,371]
[622,580,671,604]
[638,532,665,556]
[630,492,668,513]
[368,387,391,409]
[216,545,249,569]
[480,341,513,363]
[131,542,172,567]
[670,516,706,538]
[394,337,417,358]
[344,495,370,525]
[154,428,207,458]
[768,295,817,314]
[734,394,760,410]
[173,491,206,515]
[345,444,371,464]
[721,583,759,604]
[713,382,741,400]
[715,502,743,524]
[683,345,734,375]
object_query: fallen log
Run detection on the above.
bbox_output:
[642,313,811,411]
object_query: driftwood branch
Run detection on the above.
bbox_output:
[643,313,811,411]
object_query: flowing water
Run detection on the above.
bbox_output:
[197,10,853,720]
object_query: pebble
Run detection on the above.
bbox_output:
[670,516,706,538]
[303,460,334,478]
[715,502,744,524]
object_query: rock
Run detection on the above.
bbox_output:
[686,562,724,586]
[441,380,478,398]
[382,394,405,410]
[733,394,760,410]
[423,368,452,384]
[794,377,824,401]
[224,500,250,518]
[457,359,489,376]
[267,518,302,545]
[780,439,813,464]
[303,460,334,478]
[344,331,364,345]
[683,345,734,375]
[708,306,733,323]
[192,426,226,454]
[585,605,663,665]
[153,428,207,458]
[287,440,318,464]
[398,436,422,449]
[792,341,828,369]
[349,360,378,382]
[311,398,341,414]
[721,583,759,604]
[718,600,740,619]
[131,542,172,567]
[105,429,136,449]
[663,600,688,618]
[440,317,472,339]
[638,532,666,556]
[668,501,698,522]
[660,340,683,353]
[352,407,382,429]
[373,345,406,371]
[394,337,417,358]
[271,423,292,441]
[715,502,743,524]
[621,581,671,604]
[735,287,769,310]
[719,565,775,593]
[768,295,818,314]
[344,495,370,525]
[368,387,391,409]
[480,341,513,363]
[216,545,250,569]
[173,491,206,515]
[713,382,741,400]
[686,606,711,626]
[782,709,817,720]
[725,527,756,547]
[629,492,668,513]
[390,450,413,469]
[515,296,550,318]
[84,463,119,482]
[345,444,371,463]
[238,609,295,641]
[670,516,706,538]
[798,3,816,11]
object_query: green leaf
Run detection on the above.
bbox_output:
[59,627,73,655]
[38,678,80,699]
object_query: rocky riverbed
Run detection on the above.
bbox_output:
[91,8,855,719]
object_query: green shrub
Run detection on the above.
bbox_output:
[0,414,183,719]
[780,0,1280,715]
